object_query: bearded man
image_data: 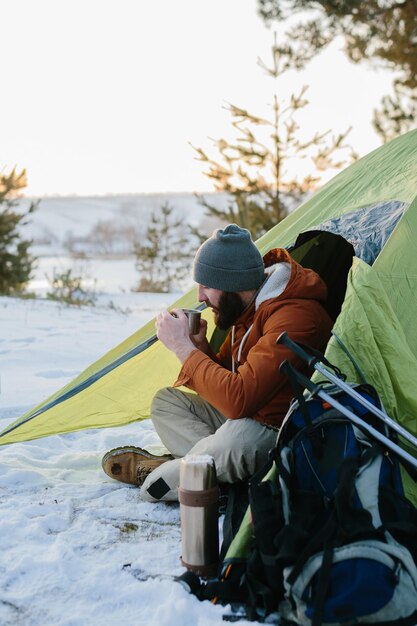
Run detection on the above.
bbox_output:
[102,224,333,502]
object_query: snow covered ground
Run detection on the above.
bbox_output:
[0,193,262,625]
[0,294,258,626]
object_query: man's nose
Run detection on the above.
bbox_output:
[197,285,207,302]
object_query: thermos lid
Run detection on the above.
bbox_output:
[179,454,217,491]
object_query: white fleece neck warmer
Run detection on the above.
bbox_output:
[255,262,291,309]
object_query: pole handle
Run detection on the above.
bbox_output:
[277,331,318,368]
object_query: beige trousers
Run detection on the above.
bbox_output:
[140,387,278,502]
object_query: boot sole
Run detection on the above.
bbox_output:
[101,446,172,469]
[101,446,173,485]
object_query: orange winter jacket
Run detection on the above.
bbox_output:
[174,248,333,428]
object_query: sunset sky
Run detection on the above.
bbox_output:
[1,0,396,197]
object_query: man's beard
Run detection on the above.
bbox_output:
[212,292,246,330]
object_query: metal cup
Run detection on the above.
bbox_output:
[181,309,201,335]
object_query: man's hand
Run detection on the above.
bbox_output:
[190,317,210,354]
[156,309,197,363]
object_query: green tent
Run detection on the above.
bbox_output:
[2,129,417,456]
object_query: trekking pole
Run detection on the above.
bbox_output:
[277,331,417,453]
[279,358,417,471]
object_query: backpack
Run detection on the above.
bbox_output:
[200,350,417,626]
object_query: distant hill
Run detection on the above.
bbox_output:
[17,192,229,257]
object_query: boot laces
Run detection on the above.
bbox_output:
[136,465,153,487]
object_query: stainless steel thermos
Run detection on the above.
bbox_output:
[178,454,219,577]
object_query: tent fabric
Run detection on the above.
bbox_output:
[310,199,408,265]
[1,129,417,446]
[374,195,417,359]
[324,258,417,429]
[254,132,417,257]
[320,258,417,504]
[0,292,212,445]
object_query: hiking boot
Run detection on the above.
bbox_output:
[101,446,173,486]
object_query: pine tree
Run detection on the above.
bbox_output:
[0,168,37,295]
[133,203,195,293]
[257,0,417,142]
[192,36,356,239]
[373,84,417,144]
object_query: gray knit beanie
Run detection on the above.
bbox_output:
[193,224,265,291]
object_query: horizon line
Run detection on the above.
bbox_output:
[20,189,225,200]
